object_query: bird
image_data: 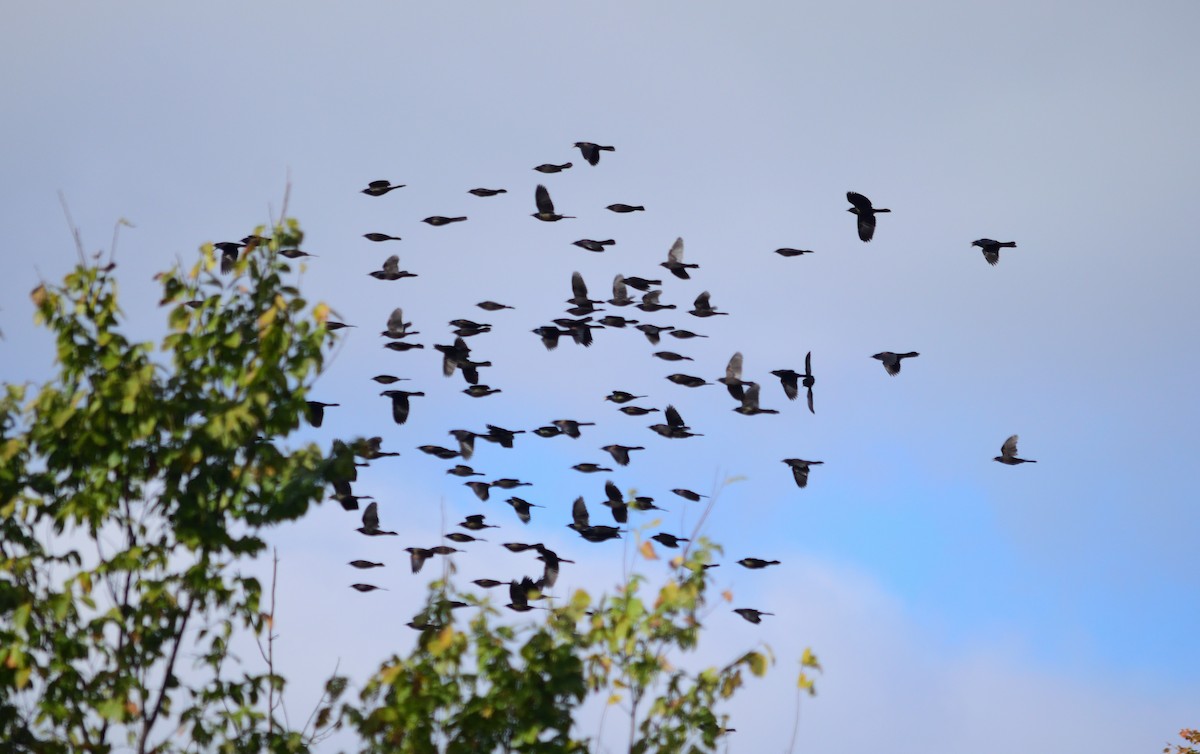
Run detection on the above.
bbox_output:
[599,315,638,328]
[380,390,424,425]
[872,351,920,376]
[649,405,702,439]
[653,351,693,362]
[671,488,707,502]
[348,560,385,569]
[667,329,707,340]
[689,291,727,318]
[651,533,688,548]
[618,406,659,416]
[483,424,525,448]
[423,216,468,226]
[417,445,460,459]
[533,162,572,173]
[601,480,628,524]
[445,532,485,544]
[361,180,405,196]
[574,142,615,165]
[381,308,417,339]
[363,233,402,242]
[601,444,644,466]
[473,578,505,589]
[846,191,890,242]
[775,248,814,257]
[574,239,616,253]
[532,184,574,222]
[305,401,338,428]
[608,275,635,307]
[622,276,662,291]
[782,458,824,489]
[459,514,498,531]
[446,465,483,478]
[607,203,644,213]
[717,353,748,401]
[572,463,612,474]
[636,290,676,314]
[567,271,603,312]
[733,383,779,416]
[477,300,514,311]
[357,502,397,536]
[995,435,1037,465]
[605,391,645,404]
[491,478,532,489]
[737,558,780,569]
[464,481,491,501]
[448,429,478,460]
[214,241,242,273]
[383,342,424,353]
[660,237,699,279]
[507,577,542,612]
[733,608,773,624]
[279,249,315,259]
[552,419,596,438]
[468,188,507,197]
[533,425,564,438]
[505,496,543,524]
[771,351,815,414]
[368,255,417,281]
[972,238,1018,266]
[350,584,386,593]
[463,385,501,398]
[405,547,434,573]
[665,373,710,388]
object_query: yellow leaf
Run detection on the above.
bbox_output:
[607,693,622,705]
[801,647,822,671]
[30,285,47,308]
[313,302,330,325]
[639,541,658,561]
[430,626,456,655]
[721,589,733,602]
[747,651,767,677]
[378,664,402,685]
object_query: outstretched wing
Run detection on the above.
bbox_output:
[846,191,873,211]
[535,184,554,214]
[667,237,684,263]
[362,501,380,530]
[571,271,587,300]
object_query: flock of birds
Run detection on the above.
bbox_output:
[215,141,1035,627]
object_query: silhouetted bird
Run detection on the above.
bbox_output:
[473,578,505,589]
[502,542,539,553]
[483,424,525,448]
[445,532,485,544]
[653,351,694,362]
[622,276,662,292]
[423,216,467,226]
[995,435,1037,465]
[383,342,424,352]
[505,496,543,524]
[782,458,824,489]
[469,188,507,197]
[972,238,1018,266]
[533,425,564,438]
[574,142,615,165]
[405,547,433,573]
[771,352,815,413]
[325,321,354,331]
[446,464,484,477]
[737,558,781,569]
[650,405,702,439]
[460,514,498,531]
[572,463,612,473]
[477,300,514,311]
[533,162,572,173]
[507,577,542,612]
[601,444,644,466]
[364,233,402,242]
[666,373,710,388]
[567,271,603,312]
[279,249,315,260]
[381,390,423,425]
[532,184,574,221]
[553,419,596,438]
[607,203,644,213]
[672,489,707,502]
[448,429,477,460]
[668,329,707,340]
[602,480,628,524]
[369,255,417,281]
[491,478,532,489]
[333,493,371,511]
[464,481,491,501]
[607,275,636,307]
[717,352,748,400]
[661,237,699,279]
[417,445,460,459]
[775,248,814,257]
[733,383,779,416]
[846,191,890,242]
[733,608,773,624]
[651,533,688,548]
[532,325,569,351]
[618,406,659,416]
[574,239,616,252]
[872,351,920,376]
[350,584,385,593]
[358,502,397,536]
[372,374,408,385]
[463,385,501,398]
[349,560,385,569]
[362,180,405,196]
[689,291,727,318]
[214,241,242,273]
[606,391,645,404]
[305,401,338,427]
[636,323,675,345]
[636,290,676,314]
[599,315,638,328]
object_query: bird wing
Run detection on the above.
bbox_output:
[667,237,684,263]
[391,394,411,425]
[580,143,599,165]
[846,191,872,211]
[983,248,1000,266]
[857,213,876,242]
[806,386,815,415]
[665,404,684,428]
[791,464,810,488]
[694,291,712,312]
[535,184,554,214]
[642,289,662,305]
[612,274,627,299]
[742,382,761,409]
[572,496,590,527]
[605,480,621,503]
[1001,435,1019,459]
[363,502,379,529]
[781,375,798,401]
[726,352,744,381]
[571,271,587,300]
[805,351,812,375]
[383,255,399,275]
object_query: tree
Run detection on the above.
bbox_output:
[0,217,817,752]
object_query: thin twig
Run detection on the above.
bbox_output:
[57,191,87,265]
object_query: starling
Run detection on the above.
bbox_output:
[491,478,532,489]
[601,444,645,466]
[607,203,644,213]
[661,237,699,279]
[349,560,385,569]
[552,419,596,438]
[446,464,484,477]
[469,188,507,197]
[505,496,543,524]
[733,608,773,624]
[572,463,613,473]
[668,329,707,340]
[651,532,688,548]
[383,341,424,352]
[477,300,514,311]
[606,391,646,404]
[448,429,477,460]
[372,374,409,385]
[622,276,662,292]
[445,532,485,544]
[636,290,676,313]
[846,191,890,242]
[972,238,1017,266]
[305,401,338,428]
[782,458,824,489]
[671,488,707,502]
[994,435,1037,465]
[733,382,779,416]
[361,180,405,196]
[381,389,424,425]
[618,406,660,416]
[872,351,920,376]
[689,291,727,318]
[649,405,702,439]
[364,232,402,242]
[357,502,397,536]
[665,373,710,388]
[405,547,434,573]
[423,216,468,226]
[532,184,574,222]
[368,255,417,281]
[533,162,572,173]
[717,352,748,400]
[574,142,616,165]
[574,239,616,252]
[417,445,460,459]
[737,558,781,569]
[350,584,386,593]
[464,481,491,501]
[653,351,694,362]
[460,514,498,531]
[775,247,814,257]
[473,578,505,589]
[463,384,501,398]
[599,315,638,328]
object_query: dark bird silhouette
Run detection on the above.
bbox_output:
[607,203,644,213]
[717,352,749,401]
[423,216,468,226]
[602,480,628,524]
[372,374,409,385]
[995,435,1037,465]
[618,406,660,416]
[305,401,338,428]
[464,481,491,501]
[460,514,498,531]
[733,608,773,624]
[477,300,514,312]
[622,276,662,292]
[651,532,688,548]
[381,389,424,425]
[606,391,646,404]
[846,191,890,242]
[738,558,781,569]
[383,341,424,352]
[279,249,315,260]
[567,271,603,312]
[502,542,539,554]
[574,239,616,252]
[473,578,505,589]
[672,488,707,502]
[653,351,694,362]
[771,352,815,414]
[505,496,543,524]
[368,255,417,281]
[483,424,525,448]
[417,445,460,460]
[636,290,676,314]
[553,419,596,438]
[364,233,402,242]
[326,321,354,331]
[635,323,675,344]
[775,248,814,257]
[599,315,638,328]
[532,325,569,351]
[405,547,434,573]
[358,502,397,536]
[666,373,710,388]
[533,162,572,173]
[507,576,542,612]
[446,464,484,477]
[532,184,574,221]
[350,583,386,593]
[355,436,400,460]
[214,241,242,273]
[630,496,667,512]
[491,478,532,489]
[572,463,612,473]
[533,425,564,438]
[536,547,573,589]
[361,180,405,196]
[568,496,625,541]
[445,532,485,544]
[661,237,699,279]
[650,405,702,439]
[668,329,707,340]
[469,188,507,197]
[689,291,727,318]
[608,275,635,307]
[448,429,477,460]
[574,142,615,165]
[601,444,645,466]
[434,337,472,378]
[972,238,1018,266]
[349,560,384,569]
[733,383,779,416]
[782,458,824,489]
[872,351,920,376]
[333,493,372,511]
[463,385,501,398]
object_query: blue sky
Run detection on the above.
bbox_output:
[3,1,1198,751]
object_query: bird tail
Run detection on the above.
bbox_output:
[600,146,615,152]
[1000,242,1017,248]
[876,208,891,213]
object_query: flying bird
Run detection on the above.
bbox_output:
[607,203,644,213]
[368,255,417,281]
[601,444,645,466]
[423,216,468,226]
[649,405,702,439]
[737,558,780,569]
[994,435,1037,465]
[782,458,823,489]
[361,180,405,196]
[846,191,890,242]
[305,401,338,428]
[476,300,514,311]
[872,351,920,376]
[660,237,698,279]
[972,238,1018,266]
[533,162,572,173]
[532,184,574,222]
[771,351,815,413]
[574,142,615,165]
[363,232,402,242]
[469,188,507,197]
[689,291,727,318]
[358,502,397,536]
[733,608,773,624]
[775,248,814,257]
[733,383,779,416]
[574,238,616,253]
